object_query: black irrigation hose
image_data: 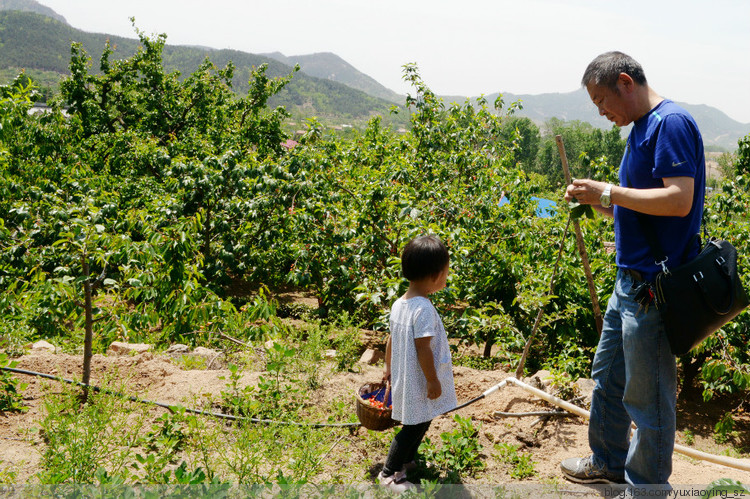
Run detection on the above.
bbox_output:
[0,366,360,429]
[444,394,485,414]
[1,366,493,426]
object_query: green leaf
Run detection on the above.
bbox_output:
[568,199,595,219]
[704,478,750,495]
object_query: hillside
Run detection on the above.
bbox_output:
[0,10,406,128]
[487,90,750,152]
[0,0,63,22]
[263,51,402,104]
[1,3,747,148]
[259,50,749,151]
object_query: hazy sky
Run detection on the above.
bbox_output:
[39,0,750,123]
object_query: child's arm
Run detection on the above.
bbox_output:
[415,337,441,400]
[383,335,392,383]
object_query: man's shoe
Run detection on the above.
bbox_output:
[377,470,415,493]
[560,456,625,484]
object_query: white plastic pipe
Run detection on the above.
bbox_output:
[501,376,750,473]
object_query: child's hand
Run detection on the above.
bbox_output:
[382,368,391,384]
[426,378,442,400]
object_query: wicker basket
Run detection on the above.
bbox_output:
[355,382,396,431]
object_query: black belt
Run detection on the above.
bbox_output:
[623,268,644,282]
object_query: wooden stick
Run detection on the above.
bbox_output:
[213,330,252,348]
[555,135,603,335]
[492,410,574,418]
[514,215,573,379]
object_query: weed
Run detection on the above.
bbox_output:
[277,301,317,321]
[36,381,148,483]
[547,370,579,401]
[541,341,594,380]
[132,409,190,483]
[331,327,363,373]
[132,453,172,484]
[189,414,342,484]
[175,354,207,370]
[684,429,695,446]
[0,321,27,358]
[0,460,17,484]
[170,461,217,485]
[287,323,329,390]
[219,363,253,416]
[720,447,743,459]
[0,353,27,413]
[260,342,301,419]
[328,312,364,373]
[494,442,537,479]
[452,354,500,371]
[219,342,301,420]
[713,412,736,444]
[419,414,485,482]
[704,478,750,497]
[147,409,189,454]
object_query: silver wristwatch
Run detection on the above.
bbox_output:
[600,184,613,208]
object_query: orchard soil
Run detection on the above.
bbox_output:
[2,315,749,492]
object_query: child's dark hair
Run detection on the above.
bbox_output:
[401,235,449,281]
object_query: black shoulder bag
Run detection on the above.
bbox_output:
[627,170,749,355]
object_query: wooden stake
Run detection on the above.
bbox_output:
[514,215,573,378]
[555,135,603,335]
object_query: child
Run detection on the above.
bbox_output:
[378,235,458,493]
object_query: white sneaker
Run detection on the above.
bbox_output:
[377,470,415,493]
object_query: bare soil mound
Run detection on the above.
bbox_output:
[2,346,749,491]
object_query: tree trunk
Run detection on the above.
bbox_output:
[82,256,93,403]
[483,339,494,358]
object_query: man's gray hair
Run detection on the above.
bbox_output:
[581,51,647,90]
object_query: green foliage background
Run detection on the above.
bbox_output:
[1,28,750,411]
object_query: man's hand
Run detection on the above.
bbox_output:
[565,179,607,205]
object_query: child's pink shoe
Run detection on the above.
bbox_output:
[377,470,415,493]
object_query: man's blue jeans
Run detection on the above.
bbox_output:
[589,269,677,485]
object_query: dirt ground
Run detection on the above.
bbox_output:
[2,338,750,495]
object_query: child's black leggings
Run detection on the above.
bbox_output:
[382,420,432,476]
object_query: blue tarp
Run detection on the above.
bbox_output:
[498,196,557,218]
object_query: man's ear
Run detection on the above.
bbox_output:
[618,72,636,93]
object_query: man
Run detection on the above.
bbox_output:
[561,52,706,487]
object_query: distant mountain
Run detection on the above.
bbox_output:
[2,2,747,149]
[484,89,750,152]
[263,51,402,104]
[0,9,405,127]
[0,0,64,23]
